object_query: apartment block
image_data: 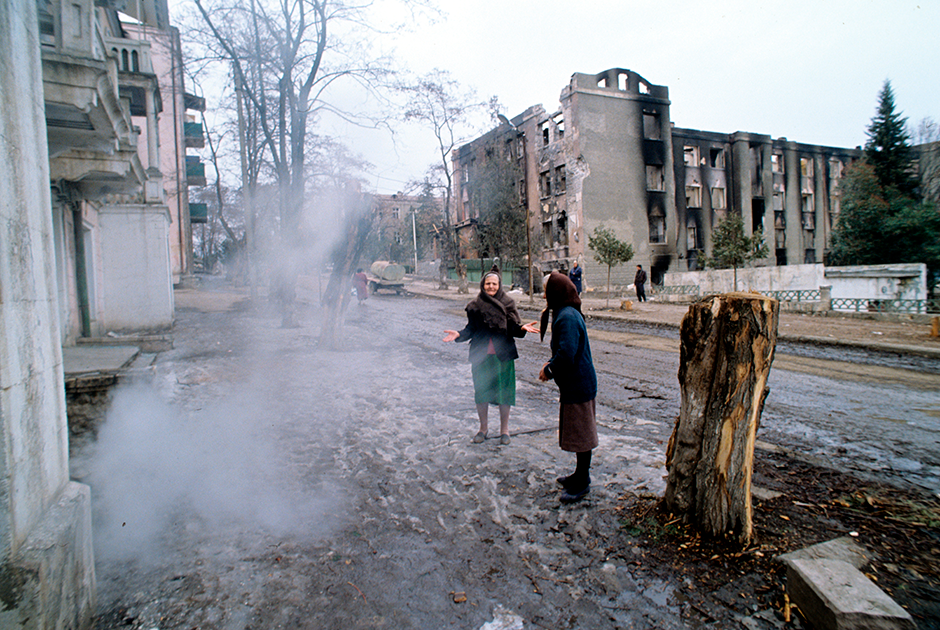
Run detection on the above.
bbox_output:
[453,68,862,290]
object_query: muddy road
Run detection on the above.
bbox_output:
[73,286,940,629]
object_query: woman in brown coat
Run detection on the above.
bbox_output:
[538,271,598,503]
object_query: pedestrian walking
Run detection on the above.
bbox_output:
[568,260,583,295]
[634,264,647,302]
[536,271,598,503]
[443,267,539,445]
[353,268,369,305]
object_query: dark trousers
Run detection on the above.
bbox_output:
[636,284,646,302]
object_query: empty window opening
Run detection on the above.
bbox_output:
[772,154,784,173]
[597,77,608,88]
[804,248,816,264]
[649,215,666,243]
[519,179,527,206]
[685,185,702,208]
[554,165,566,194]
[541,122,550,146]
[683,146,700,167]
[540,171,551,198]
[557,212,568,245]
[687,221,699,250]
[553,113,565,139]
[131,50,139,72]
[639,81,651,95]
[646,165,664,191]
[802,194,814,216]
[776,248,787,266]
[618,73,628,91]
[709,148,725,168]
[643,113,661,140]
[775,228,786,249]
[800,157,813,177]
[710,186,726,209]
[752,199,765,234]
[829,158,843,179]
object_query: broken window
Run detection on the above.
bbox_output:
[639,81,651,95]
[646,165,664,191]
[643,113,661,140]
[597,77,608,88]
[618,73,628,91]
[553,113,565,139]
[772,154,784,173]
[540,171,551,198]
[685,185,702,208]
[710,186,726,209]
[775,228,786,249]
[519,179,527,206]
[773,192,784,212]
[683,146,700,167]
[687,221,699,250]
[709,148,725,168]
[800,157,813,177]
[649,215,666,243]
[804,249,816,264]
[554,165,566,194]
[829,158,843,179]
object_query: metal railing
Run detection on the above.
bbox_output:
[830,298,940,314]
[657,285,700,296]
[764,289,821,303]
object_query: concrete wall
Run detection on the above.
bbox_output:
[98,203,174,331]
[664,263,927,301]
[0,0,96,625]
[665,264,825,294]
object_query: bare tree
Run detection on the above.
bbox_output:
[189,0,398,320]
[401,69,485,293]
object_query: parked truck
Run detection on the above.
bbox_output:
[367,261,407,295]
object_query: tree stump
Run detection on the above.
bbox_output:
[664,292,779,546]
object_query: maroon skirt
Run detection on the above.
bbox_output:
[559,399,598,453]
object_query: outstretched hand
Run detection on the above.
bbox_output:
[442,330,459,343]
[521,321,540,334]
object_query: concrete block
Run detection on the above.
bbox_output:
[0,482,97,629]
[778,536,870,570]
[787,558,914,630]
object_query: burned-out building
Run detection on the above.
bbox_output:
[452,68,862,289]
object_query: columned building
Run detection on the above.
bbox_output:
[452,68,862,290]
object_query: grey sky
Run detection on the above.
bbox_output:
[177,0,939,195]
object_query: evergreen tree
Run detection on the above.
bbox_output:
[865,80,918,197]
[828,82,940,293]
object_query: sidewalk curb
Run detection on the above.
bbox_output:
[405,282,940,359]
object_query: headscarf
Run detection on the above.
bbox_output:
[540,270,582,341]
[466,267,521,333]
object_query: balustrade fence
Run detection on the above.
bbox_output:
[656,286,939,314]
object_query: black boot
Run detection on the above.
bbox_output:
[560,451,591,503]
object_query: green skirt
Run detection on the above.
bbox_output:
[471,355,516,406]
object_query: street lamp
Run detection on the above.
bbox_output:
[497,114,534,303]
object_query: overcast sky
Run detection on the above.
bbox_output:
[179,1,940,195]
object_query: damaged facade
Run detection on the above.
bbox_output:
[41,0,203,343]
[452,68,862,289]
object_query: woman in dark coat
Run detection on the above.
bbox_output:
[444,269,539,444]
[537,271,598,503]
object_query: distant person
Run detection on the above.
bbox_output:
[634,264,647,302]
[443,266,539,445]
[568,260,583,295]
[536,271,598,504]
[353,268,369,305]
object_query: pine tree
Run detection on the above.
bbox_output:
[865,80,918,197]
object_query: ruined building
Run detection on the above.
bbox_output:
[452,68,862,289]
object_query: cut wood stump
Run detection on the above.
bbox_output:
[664,292,779,546]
